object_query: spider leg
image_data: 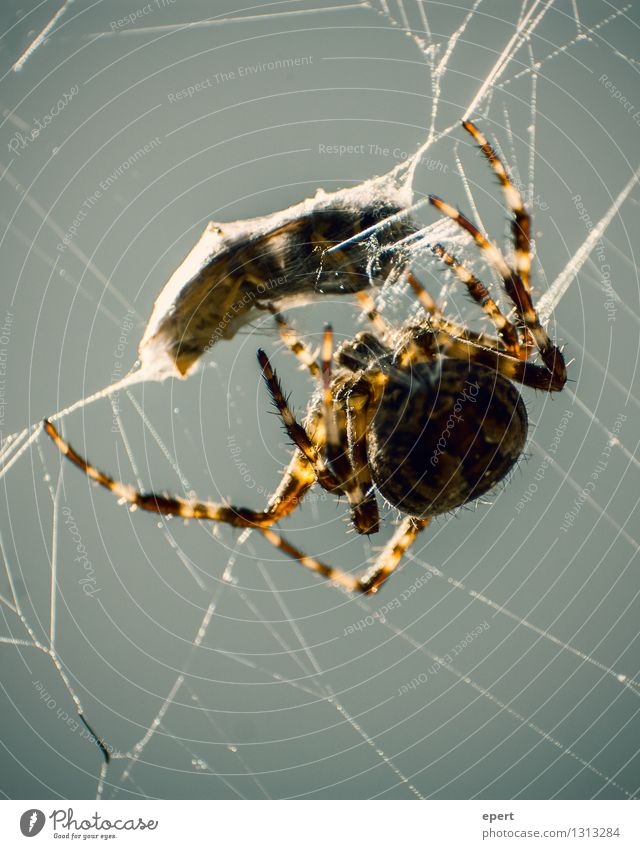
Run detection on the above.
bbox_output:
[406,271,513,353]
[342,385,380,534]
[321,326,380,534]
[260,515,429,594]
[358,516,430,593]
[425,248,521,354]
[355,268,503,353]
[433,332,566,392]
[257,349,339,492]
[44,419,315,527]
[259,527,359,592]
[405,270,439,317]
[321,325,341,462]
[269,307,321,378]
[462,120,531,291]
[354,289,392,340]
[429,197,566,390]
[264,451,318,518]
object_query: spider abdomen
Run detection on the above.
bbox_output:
[368,359,528,517]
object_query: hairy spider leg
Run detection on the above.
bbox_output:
[358,516,430,593]
[269,308,321,378]
[321,324,341,462]
[261,515,429,595]
[44,419,316,527]
[429,197,566,389]
[406,270,439,316]
[425,331,566,392]
[428,246,521,353]
[259,526,359,592]
[257,348,339,493]
[463,120,531,291]
[354,289,392,340]
[356,250,507,355]
[406,271,512,353]
[339,380,381,534]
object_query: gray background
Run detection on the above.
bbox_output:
[0,0,639,800]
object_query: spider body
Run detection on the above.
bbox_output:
[46,121,567,596]
[330,330,528,519]
[366,358,528,517]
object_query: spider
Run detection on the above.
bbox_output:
[45,122,567,595]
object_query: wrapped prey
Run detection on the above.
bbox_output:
[138,166,419,378]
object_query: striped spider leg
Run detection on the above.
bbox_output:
[427,120,566,391]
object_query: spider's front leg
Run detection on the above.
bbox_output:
[428,120,567,393]
[430,195,566,390]
[256,349,340,494]
[406,270,520,354]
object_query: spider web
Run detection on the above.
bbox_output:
[0,0,639,800]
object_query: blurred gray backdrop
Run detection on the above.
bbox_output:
[0,0,639,800]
